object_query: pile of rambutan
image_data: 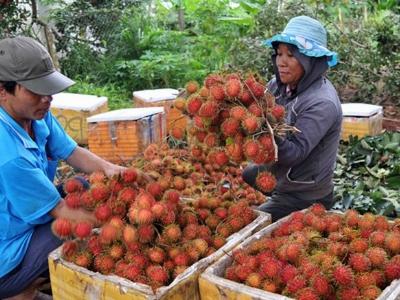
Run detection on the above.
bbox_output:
[169,72,290,193]
[222,204,400,300]
[54,165,258,291]
[131,142,267,206]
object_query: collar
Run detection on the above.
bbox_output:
[0,107,38,149]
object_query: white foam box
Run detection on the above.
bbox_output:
[133,89,188,133]
[51,92,108,145]
[86,107,166,163]
[341,103,383,141]
[199,211,400,300]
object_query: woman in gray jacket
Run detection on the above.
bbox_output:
[243,16,342,222]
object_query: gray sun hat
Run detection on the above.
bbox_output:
[0,36,74,95]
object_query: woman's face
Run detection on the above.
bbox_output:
[276,43,305,89]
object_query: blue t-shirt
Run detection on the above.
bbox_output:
[0,107,77,277]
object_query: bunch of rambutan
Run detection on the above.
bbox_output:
[222,204,400,299]
[169,72,285,193]
[54,164,258,292]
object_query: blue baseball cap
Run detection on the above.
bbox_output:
[264,16,338,67]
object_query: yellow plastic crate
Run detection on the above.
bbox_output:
[133,89,188,133]
[87,108,166,163]
[51,93,108,145]
[199,211,400,300]
[49,211,271,300]
[341,103,383,141]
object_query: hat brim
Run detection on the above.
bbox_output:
[264,33,338,67]
[17,70,75,95]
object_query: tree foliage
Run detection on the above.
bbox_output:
[0,0,398,108]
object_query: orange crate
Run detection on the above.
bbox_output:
[133,89,188,133]
[51,92,108,145]
[87,108,166,163]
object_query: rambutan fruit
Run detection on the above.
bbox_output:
[385,260,400,281]
[280,264,298,284]
[173,97,186,111]
[337,287,360,299]
[198,100,219,118]
[285,242,303,263]
[369,230,386,246]
[146,265,170,286]
[99,223,120,245]
[262,279,280,293]
[124,263,142,281]
[89,171,106,184]
[186,95,203,115]
[225,79,242,99]
[212,235,226,249]
[185,81,199,94]
[271,105,285,121]
[74,251,92,268]
[94,203,112,223]
[64,193,81,209]
[174,252,191,267]
[348,253,371,272]
[123,224,138,244]
[163,224,182,243]
[204,73,224,88]
[355,272,376,289]
[225,143,243,162]
[64,178,84,194]
[349,238,369,253]
[260,258,282,280]
[135,191,156,209]
[122,167,138,183]
[90,183,110,202]
[286,275,307,294]
[310,273,330,296]
[213,149,228,166]
[245,272,262,288]
[225,266,239,281]
[192,238,208,256]
[241,115,260,134]
[160,210,176,226]
[385,232,400,254]
[61,240,78,261]
[296,287,319,300]
[333,265,354,286]
[247,81,265,99]
[248,103,263,117]
[117,187,137,204]
[51,218,72,239]
[73,221,92,239]
[163,189,180,205]
[221,118,240,137]
[366,247,388,267]
[255,171,277,193]
[109,243,125,260]
[230,106,247,121]
[135,208,154,225]
[360,285,381,299]
[239,89,254,106]
[94,254,115,275]
[344,209,359,228]
[170,127,185,140]
[375,215,390,231]
[257,134,274,151]
[138,224,155,244]
[148,247,166,264]
[243,140,260,159]
[204,132,219,148]
[209,84,226,101]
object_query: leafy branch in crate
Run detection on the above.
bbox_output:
[333,131,400,217]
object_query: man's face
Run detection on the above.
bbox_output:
[0,84,52,123]
[276,43,305,89]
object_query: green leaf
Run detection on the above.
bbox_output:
[387,176,400,189]
[217,16,254,26]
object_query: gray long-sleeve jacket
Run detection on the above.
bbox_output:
[268,48,342,200]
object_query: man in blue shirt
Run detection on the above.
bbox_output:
[0,36,136,299]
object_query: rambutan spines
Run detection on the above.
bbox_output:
[255,171,277,193]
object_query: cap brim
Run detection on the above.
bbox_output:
[264,33,338,67]
[17,71,75,95]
